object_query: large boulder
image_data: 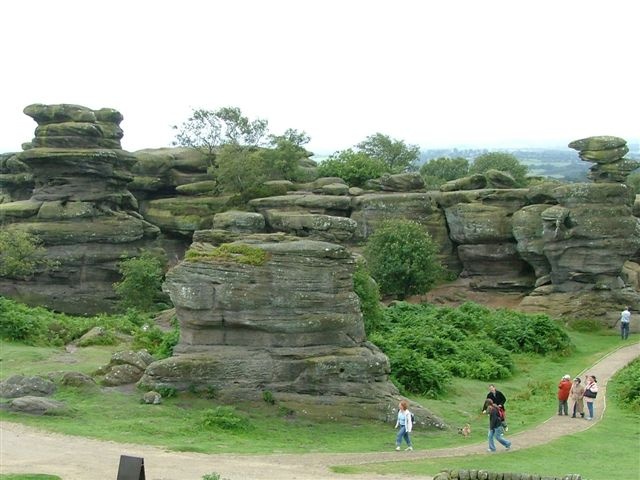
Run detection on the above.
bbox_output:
[139,236,443,426]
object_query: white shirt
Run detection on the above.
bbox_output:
[621,309,630,323]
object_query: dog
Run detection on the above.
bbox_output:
[457,423,471,438]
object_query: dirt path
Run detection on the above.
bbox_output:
[1,343,638,480]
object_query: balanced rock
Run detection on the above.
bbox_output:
[568,135,640,183]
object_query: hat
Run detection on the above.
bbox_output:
[563,374,571,380]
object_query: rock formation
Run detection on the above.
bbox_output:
[0,104,182,314]
[568,135,640,183]
[139,235,442,425]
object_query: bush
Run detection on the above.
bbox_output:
[364,219,444,299]
[132,319,179,359]
[0,230,56,278]
[201,406,249,431]
[113,250,168,312]
[317,149,389,187]
[352,261,384,333]
[612,358,640,412]
[368,302,573,396]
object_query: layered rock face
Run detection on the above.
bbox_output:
[0,104,173,314]
[138,237,442,424]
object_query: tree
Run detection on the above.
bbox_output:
[317,149,389,187]
[420,156,470,182]
[113,250,168,312]
[626,171,640,195]
[172,107,269,160]
[356,133,420,173]
[470,152,529,185]
[0,229,54,278]
[364,219,443,299]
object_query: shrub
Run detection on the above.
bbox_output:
[262,390,275,405]
[364,219,444,299]
[317,149,389,187]
[113,250,168,312]
[201,406,249,431]
[185,243,268,266]
[132,319,180,359]
[612,358,640,412]
[0,230,57,278]
[352,261,384,333]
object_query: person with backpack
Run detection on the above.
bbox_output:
[583,375,599,420]
[394,399,413,451]
[484,398,511,452]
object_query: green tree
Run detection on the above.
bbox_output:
[352,260,384,333]
[420,156,470,181]
[470,152,529,185]
[317,149,389,187]
[0,229,54,278]
[356,133,420,173]
[172,107,269,163]
[364,219,443,299]
[113,250,168,312]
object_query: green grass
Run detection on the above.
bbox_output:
[334,377,640,480]
[0,331,632,459]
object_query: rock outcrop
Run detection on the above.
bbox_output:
[139,236,442,425]
[568,135,640,183]
[0,104,183,314]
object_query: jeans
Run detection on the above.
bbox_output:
[488,426,511,451]
[621,322,629,340]
[586,401,594,419]
[396,425,412,447]
[558,399,568,415]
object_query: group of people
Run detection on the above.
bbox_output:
[558,373,599,420]
[394,374,602,452]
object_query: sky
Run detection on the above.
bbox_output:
[1,0,638,156]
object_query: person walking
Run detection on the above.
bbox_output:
[583,375,599,420]
[557,374,572,415]
[617,306,631,340]
[485,398,511,452]
[570,377,585,418]
[482,384,507,413]
[394,400,413,451]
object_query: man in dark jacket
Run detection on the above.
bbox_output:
[482,384,507,413]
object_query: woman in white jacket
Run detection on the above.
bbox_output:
[583,375,599,420]
[394,399,413,451]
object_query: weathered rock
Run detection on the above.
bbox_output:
[60,372,98,388]
[568,136,627,151]
[175,180,219,196]
[249,194,352,213]
[140,237,442,425]
[440,174,486,192]
[484,169,519,189]
[130,147,211,195]
[0,153,34,202]
[8,396,67,415]
[0,375,56,398]
[321,182,350,196]
[142,391,162,404]
[351,192,458,271]
[364,172,425,192]
[212,210,266,233]
[622,261,640,291]
[139,196,231,236]
[263,210,356,242]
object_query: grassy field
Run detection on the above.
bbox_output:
[0,331,632,459]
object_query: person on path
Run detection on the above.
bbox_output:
[570,377,585,418]
[616,306,631,340]
[482,384,506,413]
[394,399,413,451]
[485,398,511,452]
[583,375,599,420]
[557,374,572,415]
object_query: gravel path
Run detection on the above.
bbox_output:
[1,342,638,480]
